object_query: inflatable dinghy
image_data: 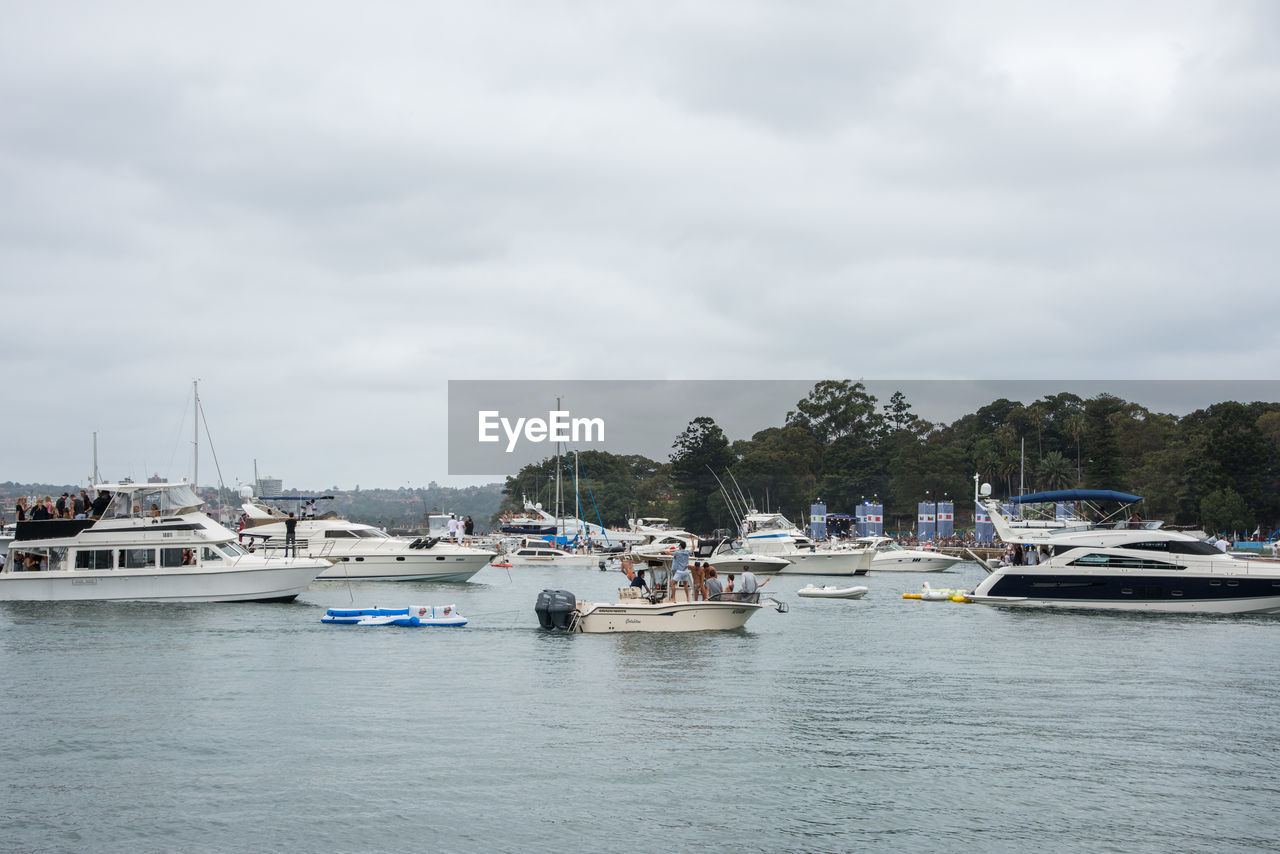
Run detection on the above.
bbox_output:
[797,584,869,600]
[321,605,468,627]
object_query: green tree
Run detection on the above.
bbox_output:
[1200,488,1255,537]
[1036,451,1073,491]
[670,417,736,534]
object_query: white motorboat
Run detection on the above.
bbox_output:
[534,586,787,633]
[797,584,869,599]
[634,537,792,576]
[239,501,493,582]
[501,541,614,568]
[852,536,964,572]
[1,482,328,602]
[740,512,876,576]
[968,486,1280,614]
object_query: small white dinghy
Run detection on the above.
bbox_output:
[797,584,869,600]
[321,605,468,627]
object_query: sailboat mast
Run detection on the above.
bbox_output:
[555,395,563,541]
[92,431,100,484]
[193,379,199,490]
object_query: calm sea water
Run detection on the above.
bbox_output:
[2,562,1278,853]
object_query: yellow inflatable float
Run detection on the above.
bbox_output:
[903,582,971,603]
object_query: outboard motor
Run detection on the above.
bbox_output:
[535,589,577,631]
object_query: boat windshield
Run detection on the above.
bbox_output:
[104,484,203,519]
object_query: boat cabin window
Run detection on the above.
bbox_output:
[75,549,113,570]
[202,546,224,563]
[354,529,390,539]
[103,484,203,519]
[119,548,156,569]
[1122,540,1221,556]
[325,530,358,538]
[218,543,247,557]
[160,548,196,568]
[1068,553,1183,571]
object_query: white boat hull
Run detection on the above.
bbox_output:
[868,552,963,572]
[769,550,872,576]
[316,552,490,582]
[967,593,1280,615]
[572,599,763,632]
[503,554,609,568]
[0,560,325,603]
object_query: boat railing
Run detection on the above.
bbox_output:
[709,591,762,604]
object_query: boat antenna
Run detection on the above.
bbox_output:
[706,466,742,521]
[726,469,750,513]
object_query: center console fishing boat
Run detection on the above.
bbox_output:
[535,586,787,633]
[2,483,328,602]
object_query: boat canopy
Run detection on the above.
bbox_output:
[1009,489,1142,505]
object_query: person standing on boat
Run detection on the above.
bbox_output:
[669,543,692,602]
[705,567,723,600]
[90,490,111,519]
[691,560,707,601]
[738,569,760,598]
[464,515,474,542]
[285,512,298,557]
[447,514,459,543]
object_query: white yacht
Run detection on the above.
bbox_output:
[1,483,328,602]
[968,486,1280,614]
[852,536,963,572]
[499,498,645,547]
[740,512,875,576]
[239,501,493,582]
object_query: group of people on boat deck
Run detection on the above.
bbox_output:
[446,514,474,544]
[624,544,764,603]
[13,490,112,523]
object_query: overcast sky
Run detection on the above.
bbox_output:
[4,1,1277,489]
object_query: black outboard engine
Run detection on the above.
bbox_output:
[535,589,577,631]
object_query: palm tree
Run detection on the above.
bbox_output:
[1038,451,1073,491]
[1065,413,1086,486]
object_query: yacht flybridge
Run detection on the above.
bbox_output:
[1,483,329,602]
[969,485,1280,614]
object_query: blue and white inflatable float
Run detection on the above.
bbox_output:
[321,605,468,627]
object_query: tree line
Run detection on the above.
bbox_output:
[498,381,1280,537]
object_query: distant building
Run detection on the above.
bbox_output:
[257,477,282,497]
[147,473,165,483]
